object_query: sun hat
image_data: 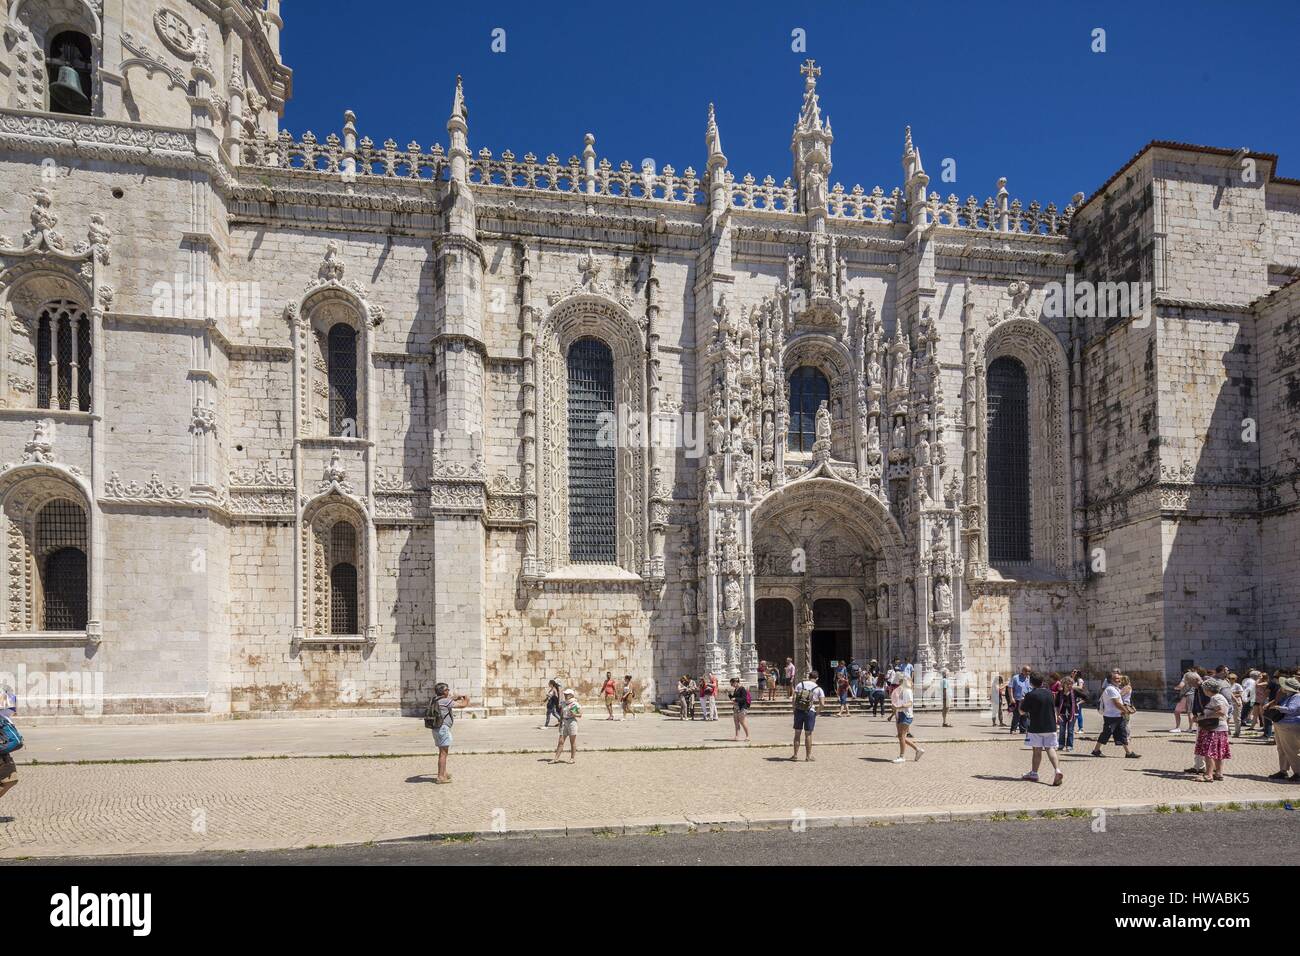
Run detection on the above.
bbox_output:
[562,688,575,697]
[1279,676,1300,696]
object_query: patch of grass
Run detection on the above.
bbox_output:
[1155,804,1173,814]
[1039,809,1060,819]
[1015,811,1031,821]
[439,833,475,844]
[1174,805,1187,813]
[1064,807,1090,818]
[1188,803,1204,813]
[1218,802,1243,812]
[868,820,892,828]
[591,828,617,839]
[988,811,1008,822]
[646,825,666,837]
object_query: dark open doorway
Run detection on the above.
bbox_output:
[811,598,852,693]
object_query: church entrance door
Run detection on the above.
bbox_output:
[811,598,852,693]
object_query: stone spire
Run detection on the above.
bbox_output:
[791,59,833,229]
[901,126,931,231]
[446,75,469,183]
[706,103,729,215]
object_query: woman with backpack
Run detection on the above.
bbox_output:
[425,682,470,784]
[728,677,751,741]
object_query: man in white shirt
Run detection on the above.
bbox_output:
[1239,672,1257,738]
[791,670,827,762]
[1090,676,1139,759]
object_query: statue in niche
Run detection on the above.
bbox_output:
[815,401,831,443]
[916,434,931,467]
[935,579,953,615]
[893,356,909,391]
[892,420,907,450]
[867,356,883,387]
[724,577,742,613]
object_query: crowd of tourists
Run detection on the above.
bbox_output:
[411,658,1300,786]
[418,658,1300,785]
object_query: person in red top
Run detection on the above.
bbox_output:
[600,671,618,720]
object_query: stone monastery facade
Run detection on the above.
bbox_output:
[0,0,1298,717]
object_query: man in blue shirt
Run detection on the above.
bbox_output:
[1009,665,1032,734]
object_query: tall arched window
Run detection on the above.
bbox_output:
[987,356,1030,564]
[36,301,91,412]
[327,323,358,437]
[567,337,615,563]
[787,366,830,452]
[36,499,88,631]
[329,521,358,635]
[46,31,93,117]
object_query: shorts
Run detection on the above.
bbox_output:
[559,718,578,738]
[1024,731,1058,749]
[778,675,791,686]
[793,709,817,733]
[896,712,913,725]
[433,725,453,749]
[1097,714,1129,746]
[838,692,849,704]
[0,752,15,781]
[758,676,767,687]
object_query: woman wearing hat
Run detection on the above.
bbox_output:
[1193,677,1232,783]
[1265,675,1300,781]
[552,688,581,763]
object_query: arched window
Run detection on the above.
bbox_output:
[327,323,358,437]
[567,337,615,563]
[36,499,88,631]
[36,301,91,412]
[47,31,93,117]
[787,366,829,452]
[329,521,358,635]
[987,356,1030,563]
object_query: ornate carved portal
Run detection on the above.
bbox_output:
[747,478,899,678]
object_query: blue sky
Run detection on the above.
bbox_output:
[281,0,1299,207]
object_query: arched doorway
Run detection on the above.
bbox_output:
[750,477,906,681]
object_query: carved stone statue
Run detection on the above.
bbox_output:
[916,434,931,467]
[724,577,742,612]
[935,579,953,615]
[867,357,883,387]
[815,401,831,443]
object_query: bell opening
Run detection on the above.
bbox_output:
[47,31,93,117]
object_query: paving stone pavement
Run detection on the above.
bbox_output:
[17,709,1193,762]
[1,713,1294,859]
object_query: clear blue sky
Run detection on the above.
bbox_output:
[281,0,1299,207]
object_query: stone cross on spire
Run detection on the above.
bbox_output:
[791,60,833,227]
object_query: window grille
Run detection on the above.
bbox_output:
[329,521,358,635]
[36,302,90,412]
[37,312,51,408]
[567,337,616,563]
[327,323,358,437]
[787,366,830,452]
[987,356,1031,563]
[37,500,88,631]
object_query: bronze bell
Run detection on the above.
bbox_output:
[49,63,90,114]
